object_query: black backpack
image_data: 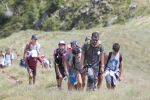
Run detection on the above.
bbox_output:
[105,52,122,69]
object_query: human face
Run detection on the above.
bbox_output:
[59,44,65,50]
[71,44,77,49]
[92,36,99,46]
[6,49,10,54]
[31,39,37,45]
[112,50,118,56]
[74,54,80,59]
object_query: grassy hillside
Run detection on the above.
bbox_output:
[0,16,150,100]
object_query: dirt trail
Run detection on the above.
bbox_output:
[1,70,23,84]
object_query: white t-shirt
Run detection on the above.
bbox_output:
[0,55,5,65]
[28,42,41,54]
[4,53,14,66]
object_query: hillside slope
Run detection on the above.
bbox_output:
[0,16,150,100]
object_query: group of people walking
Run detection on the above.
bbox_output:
[23,32,124,91]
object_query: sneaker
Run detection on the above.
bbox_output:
[74,84,78,90]
[58,86,62,90]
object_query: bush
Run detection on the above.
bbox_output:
[42,16,60,31]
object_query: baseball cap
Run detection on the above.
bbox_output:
[31,34,38,40]
[70,40,79,46]
[72,48,80,54]
[31,50,38,57]
[58,40,66,45]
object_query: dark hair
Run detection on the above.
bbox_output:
[113,43,120,52]
[72,47,80,54]
[92,32,99,39]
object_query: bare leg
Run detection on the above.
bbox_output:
[97,74,103,89]
[76,73,82,91]
[33,76,35,85]
[81,72,86,90]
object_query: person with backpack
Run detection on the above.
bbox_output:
[68,47,85,91]
[0,50,5,69]
[26,49,44,85]
[64,41,87,91]
[41,55,50,69]
[23,34,40,60]
[104,43,124,89]
[53,40,66,90]
[4,48,14,67]
[81,32,105,91]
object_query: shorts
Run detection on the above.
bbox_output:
[55,66,65,79]
[105,74,119,87]
[31,70,36,76]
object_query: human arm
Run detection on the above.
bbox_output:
[23,44,29,60]
[119,57,124,81]
[100,44,105,73]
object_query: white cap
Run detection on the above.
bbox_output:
[58,40,66,45]
[31,50,38,57]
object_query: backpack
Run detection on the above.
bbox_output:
[46,58,51,64]
[105,52,122,69]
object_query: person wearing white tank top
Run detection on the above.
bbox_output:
[104,43,124,89]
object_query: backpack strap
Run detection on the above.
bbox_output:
[86,40,101,52]
[119,53,122,68]
[27,42,32,49]
[86,40,91,52]
[72,56,75,69]
[97,40,101,51]
[105,52,112,69]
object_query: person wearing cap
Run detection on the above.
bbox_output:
[26,50,44,85]
[81,32,105,91]
[53,40,66,90]
[68,47,86,91]
[64,40,87,91]
[23,34,41,60]
[104,43,124,89]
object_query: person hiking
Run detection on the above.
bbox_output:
[97,52,106,89]
[4,47,14,67]
[81,32,105,91]
[41,55,50,69]
[104,43,124,89]
[53,40,66,90]
[68,47,86,91]
[26,49,44,85]
[64,41,86,91]
[23,34,40,60]
[0,50,5,69]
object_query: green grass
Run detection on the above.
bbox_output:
[0,16,150,100]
